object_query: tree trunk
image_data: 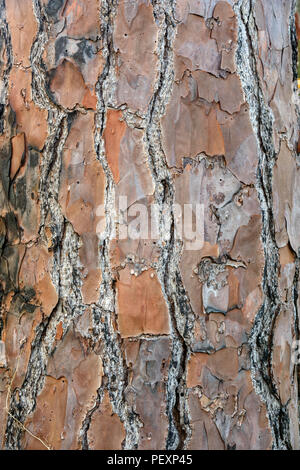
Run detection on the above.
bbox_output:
[0,0,299,450]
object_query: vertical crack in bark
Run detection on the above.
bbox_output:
[0,0,12,134]
[80,385,104,450]
[3,0,298,451]
[0,0,13,341]
[144,0,195,450]
[81,0,142,450]
[4,0,85,449]
[235,0,295,449]
[291,0,299,85]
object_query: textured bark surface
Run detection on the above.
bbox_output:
[0,0,299,450]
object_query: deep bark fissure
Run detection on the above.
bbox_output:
[0,0,299,450]
[144,0,195,450]
[235,0,297,449]
[5,0,85,449]
[83,0,143,450]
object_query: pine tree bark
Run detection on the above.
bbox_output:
[0,0,299,450]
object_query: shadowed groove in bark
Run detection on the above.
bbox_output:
[235,0,297,449]
[80,0,142,450]
[2,0,299,451]
[0,0,12,134]
[4,222,84,449]
[291,0,299,84]
[0,0,13,342]
[4,0,85,449]
[80,385,104,450]
[144,0,195,450]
